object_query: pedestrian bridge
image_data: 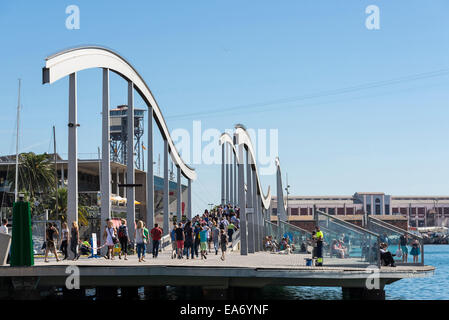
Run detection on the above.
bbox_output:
[0,45,435,300]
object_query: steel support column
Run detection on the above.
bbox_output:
[163,139,169,235]
[246,152,254,254]
[126,81,136,240]
[177,166,182,223]
[67,72,78,258]
[221,144,225,206]
[100,69,111,255]
[237,143,247,255]
[187,178,192,220]
[252,169,259,252]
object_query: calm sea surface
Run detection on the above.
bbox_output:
[256,245,448,300]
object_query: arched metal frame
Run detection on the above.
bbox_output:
[234,126,271,209]
[43,46,195,243]
[43,46,196,180]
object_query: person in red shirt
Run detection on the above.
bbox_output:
[150,224,163,258]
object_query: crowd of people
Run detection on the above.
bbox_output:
[42,204,240,263]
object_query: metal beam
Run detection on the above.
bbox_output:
[221,144,225,206]
[187,178,192,220]
[146,105,154,232]
[163,139,169,235]
[126,81,136,240]
[252,169,259,252]
[238,143,247,255]
[67,73,78,256]
[100,68,111,255]
[246,152,254,254]
[177,166,182,223]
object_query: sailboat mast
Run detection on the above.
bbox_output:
[14,79,21,203]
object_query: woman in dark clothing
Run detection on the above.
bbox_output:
[44,223,60,262]
[70,221,80,260]
[117,219,129,260]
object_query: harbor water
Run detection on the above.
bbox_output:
[257,245,447,300]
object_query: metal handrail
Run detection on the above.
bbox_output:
[367,216,422,240]
[316,210,380,237]
[279,220,312,236]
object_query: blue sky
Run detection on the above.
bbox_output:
[0,1,448,214]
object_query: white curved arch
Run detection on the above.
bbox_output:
[234,126,271,209]
[219,132,240,163]
[43,46,196,180]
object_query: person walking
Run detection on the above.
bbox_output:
[227,221,236,247]
[103,220,118,260]
[170,222,177,259]
[199,224,208,260]
[60,222,69,260]
[220,229,228,261]
[117,219,129,260]
[142,222,149,260]
[399,233,408,263]
[150,223,163,258]
[175,222,185,259]
[183,221,194,259]
[44,222,60,262]
[135,220,147,262]
[193,223,201,258]
[410,238,421,263]
[70,221,80,261]
[212,222,220,255]
[0,219,8,234]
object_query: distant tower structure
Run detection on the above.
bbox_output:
[109,105,145,169]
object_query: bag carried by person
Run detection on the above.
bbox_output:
[108,227,119,244]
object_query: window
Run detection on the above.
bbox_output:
[328,208,335,215]
[385,205,390,215]
[290,208,299,215]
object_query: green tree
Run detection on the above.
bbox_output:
[8,152,55,199]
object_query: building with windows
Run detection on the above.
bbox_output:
[271,192,449,228]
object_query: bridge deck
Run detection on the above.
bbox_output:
[0,250,434,289]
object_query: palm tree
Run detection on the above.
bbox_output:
[7,152,55,198]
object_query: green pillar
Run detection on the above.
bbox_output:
[10,201,34,266]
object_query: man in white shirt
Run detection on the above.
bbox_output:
[0,219,8,234]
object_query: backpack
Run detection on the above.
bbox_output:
[118,225,126,239]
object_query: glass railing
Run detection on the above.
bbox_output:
[279,220,312,253]
[367,216,424,265]
[316,210,380,267]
